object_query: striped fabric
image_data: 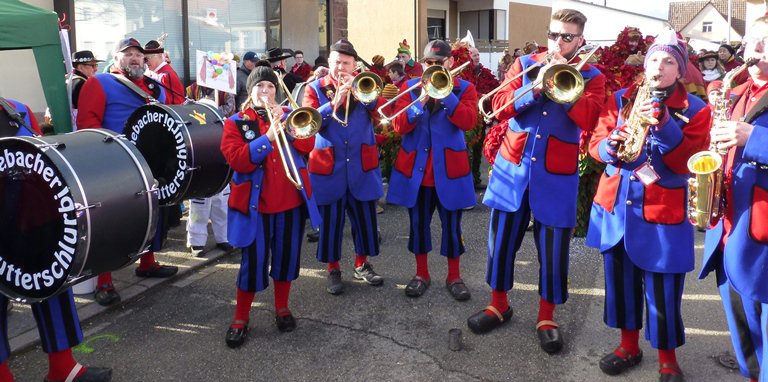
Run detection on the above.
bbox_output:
[719,279,765,380]
[315,191,379,263]
[407,187,465,258]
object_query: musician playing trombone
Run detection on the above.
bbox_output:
[302,39,386,295]
[386,40,478,301]
[468,9,606,355]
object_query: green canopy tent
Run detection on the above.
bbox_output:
[0,0,71,133]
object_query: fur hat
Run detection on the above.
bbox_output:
[644,28,688,77]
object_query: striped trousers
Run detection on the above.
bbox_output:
[316,191,379,263]
[407,186,465,258]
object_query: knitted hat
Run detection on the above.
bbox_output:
[246,64,279,96]
[644,28,688,77]
[397,39,411,55]
[719,44,736,56]
[372,55,385,66]
[381,83,400,99]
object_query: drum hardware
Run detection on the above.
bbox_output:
[75,202,102,211]
[35,142,64,150]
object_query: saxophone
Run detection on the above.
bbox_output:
[615,75,659,163]
[686,58,757,229]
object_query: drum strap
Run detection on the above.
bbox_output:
[0,97,36,137]
[110,73,158,104]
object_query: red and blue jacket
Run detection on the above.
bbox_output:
[76,72,165,132]
[2,100,40,136]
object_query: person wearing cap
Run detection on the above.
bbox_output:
[69,50,103,111]
[699,50,725,84]
[701,16,768,382]
[302,39,385,295]
[236,51,259,109]
[77,37,178,306]
[290,50,312,82]
[144,40,185,105]
[267,47,302,96]
[718,43,743,72]
[386,39,477,302]
[396,39,423,79]
[468,9,606,355]
[586,27,711,381]
[220,64,320,348]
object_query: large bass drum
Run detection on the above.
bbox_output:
[0,129,158,302]
[124,103,232,205]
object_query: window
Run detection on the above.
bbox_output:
[703,21,713,33]
[459,9,505,40]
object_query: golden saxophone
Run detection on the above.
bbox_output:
[615,75,659,163]
[686,58,757,229]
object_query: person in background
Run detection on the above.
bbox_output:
[236,51,259,109]
[719,43,743,71]
[144,40,184,105]
[290,50,312,82]
[69,50,103,115]
[699,50,725,84]
[396,39,423,79]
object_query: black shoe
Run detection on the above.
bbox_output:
[353,263,384,286]
[276,309,297,332]
[659,363,684,382]
[44,365,112,382]
[326,269,344,295]
[307,229,319,243]
[404,276,430,297]
[467,306,513,334]
[536,321,563,354]
[599,348,643,375]
[94,284,120,306]
[135,262,178,278]
[225,321,249,348]
[216,242,234,252]
[190,245,205,257]
[446,279,471,301]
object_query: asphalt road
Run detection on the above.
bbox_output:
[8,190,747,382]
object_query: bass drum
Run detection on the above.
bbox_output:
[0,129,158,302]
[124,103,232,205]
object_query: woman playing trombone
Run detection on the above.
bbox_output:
[220,64,321,349]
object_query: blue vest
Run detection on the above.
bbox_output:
[92,73,165,133]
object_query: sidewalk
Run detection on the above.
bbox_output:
[7,214,235,355]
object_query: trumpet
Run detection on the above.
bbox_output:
[377,60,471,124]
[479,44,600,121]
[330,72,383,126]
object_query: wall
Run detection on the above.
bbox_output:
[348,0,417,63]
[428,0,451,39]
[282,0,321,61]
[508,3,550,52]
[682,5,741,44]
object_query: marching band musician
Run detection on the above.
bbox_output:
[302,39,385,295]
[220,64,320,348]
[0,98,112,382]
[586,29,711,381]
[700,16,768,382]
[386,40,478,300]
[468,9,606,355]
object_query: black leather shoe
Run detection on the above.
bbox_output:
[326,269,344,295]
[225,321,249,349]
[94,284,120,306]
[467,306,513,334]
[44,365,112,382]
[446,279,471,301]
[659,363,684,382]
[276,309,297,332]
[404,276,430,297]
[135,262,178,278]
[216,242,234,252]
[599,348,643,375]
[353,263,384,286]
[536,321,563,354]
[190,245,205,257]
[307,229,319,243]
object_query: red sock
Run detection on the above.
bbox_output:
[273,280,291,315]
[658,349,681,375]
[96,273,112,286]
[327,261,340,272]
[415,253,430,280]
[232,288,255,328]
[355,255,367,268]
[47,349,84,381]
[138,251,156,271]
[0,361,13,382]
[446,257,461,282]
[537,297,556,330]
[485,289,509,317]
[613,329,640,357]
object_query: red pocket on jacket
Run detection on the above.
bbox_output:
[300,168,312,199]
[749,185,768,243]
[444,148,470,179]
[499,130,528,165]
[361,143,379,172]
[308,147,334,176]
[545,136,578,175]
[642,183,686,225]
[228,181,252,215]
[593,171,620,213]
[394,147,416,178]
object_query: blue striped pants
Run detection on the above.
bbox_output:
[237,207,307,292]
[603,243,686,350]
[316,191,379,263]
[407,187,465,258]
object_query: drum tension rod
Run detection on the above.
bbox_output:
[75,202,102,211]
[35,142,64,149]
[136,187,159,196]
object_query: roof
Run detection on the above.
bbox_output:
[669,1,746,36]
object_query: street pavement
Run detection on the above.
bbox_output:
[6,186,748,381]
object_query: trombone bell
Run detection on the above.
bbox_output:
[352,73,383,104]
[422,66,453,99]
[286,107,322,139]
[542,64,584,104]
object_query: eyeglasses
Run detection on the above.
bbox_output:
[547,31,581,43]
[424,59,444,66]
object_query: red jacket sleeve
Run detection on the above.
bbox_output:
[391,81,418,135]
[446,82,478,131]
[490,58,524,121]
[657,106,712,174]
[589,92,620,164]
[302,83,320,109]
[220,116,258,173]
[76,77,107,129]
[566,70,606,132]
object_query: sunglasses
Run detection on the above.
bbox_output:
[547,31,581,43]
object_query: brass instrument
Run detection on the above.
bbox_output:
[330,72,383,126]
[614,75,658,163]
[686,58,757,229]
[377,60,471,124]
[479,44,600,121]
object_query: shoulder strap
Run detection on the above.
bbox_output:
[109,73,157,103]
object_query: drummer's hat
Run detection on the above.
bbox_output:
[266,48,293,62]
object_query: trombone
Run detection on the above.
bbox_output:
[330,72,383,126]
[377,60,471,124]
[479,44,600,121]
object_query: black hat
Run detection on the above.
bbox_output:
[719,44,736,56]
[144,40,164,54]
[266,48,293,62]
[72,50,103,64]
[330,39,357,58]
[114,37,144,54]
[246,66,279,96]
[699,50,718,61]
[423,40,451,61]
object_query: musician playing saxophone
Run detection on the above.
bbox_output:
[586,29,711,381]
[699,16,768,382]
